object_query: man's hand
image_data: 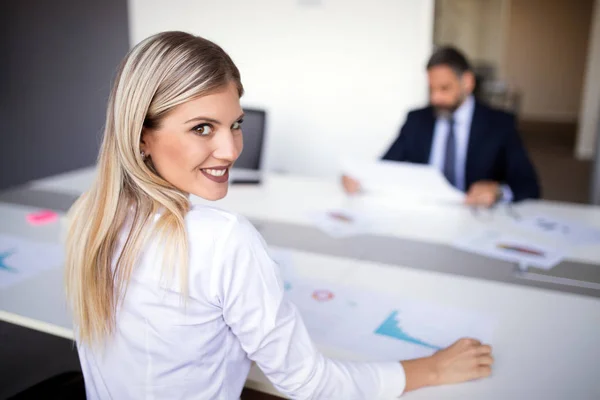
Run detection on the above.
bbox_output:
[341,175,361,195]
[465,181,501,207]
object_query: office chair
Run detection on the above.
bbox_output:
[9,371,85,400]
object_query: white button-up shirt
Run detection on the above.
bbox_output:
[77,205,406,399]
[428,95,513,200]
[428,95,475,192]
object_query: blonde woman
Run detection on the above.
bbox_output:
[65,31,493,399]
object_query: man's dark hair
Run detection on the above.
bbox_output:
[426,46,472,76]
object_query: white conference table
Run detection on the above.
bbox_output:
[26,167,600,265]
[1,167,600,399]
[20,168,600,294]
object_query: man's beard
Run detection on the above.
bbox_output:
[433,94,466,118]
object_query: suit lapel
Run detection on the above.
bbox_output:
[420,107,436,163]
[465,102,487,187]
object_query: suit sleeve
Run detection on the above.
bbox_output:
[502,114,541,201]
[382,114,413,161]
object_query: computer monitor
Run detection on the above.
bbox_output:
[234,108,266,170]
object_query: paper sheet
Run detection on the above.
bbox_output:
[287,279,494,360]
[0,234,64,289]
[309,208,371,238]
[341,159,465,204]
[273,251,495,361]
[454,230,566,270]
[514,215,600,245]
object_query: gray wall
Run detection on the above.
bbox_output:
[0,0,129,190]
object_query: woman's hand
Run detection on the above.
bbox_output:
[430,338,493,384]
[401,338,493,392]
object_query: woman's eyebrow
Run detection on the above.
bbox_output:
[184,113,245,125]
[184,116,221,125]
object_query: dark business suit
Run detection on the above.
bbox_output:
[382,102,540,202]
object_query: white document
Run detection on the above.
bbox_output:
[454,230,566,270]
[282,276,495,361]
[309,208,370,238]
[341,159,465,204]
[514,215,600,245]
[0,234,64,290]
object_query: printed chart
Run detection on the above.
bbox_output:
[273,248,495,361]
[0,234,64,289]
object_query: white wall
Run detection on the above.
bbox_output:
[128,0,434,177]
[577,0,600,160]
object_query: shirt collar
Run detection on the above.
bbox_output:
[452,95,475,124]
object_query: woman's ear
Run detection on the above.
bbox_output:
[140,128,150,157]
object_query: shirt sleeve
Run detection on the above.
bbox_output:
[500,184,514,203]
[214,216,406,399]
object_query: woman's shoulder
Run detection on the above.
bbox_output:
[186,204,240,224]
[185,204,256,242]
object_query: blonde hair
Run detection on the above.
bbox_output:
[65,31,243,345]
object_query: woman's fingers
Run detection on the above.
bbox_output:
[477,355,494,366]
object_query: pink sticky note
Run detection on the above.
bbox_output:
[26,210,59,226]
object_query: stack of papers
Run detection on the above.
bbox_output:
[341,159,465,205]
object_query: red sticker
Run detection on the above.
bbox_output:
[26,210,58,226]
[312,289,334,302]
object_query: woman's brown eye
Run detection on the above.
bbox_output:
[192,124,213,136]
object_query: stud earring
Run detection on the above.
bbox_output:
[140,150,146,159]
